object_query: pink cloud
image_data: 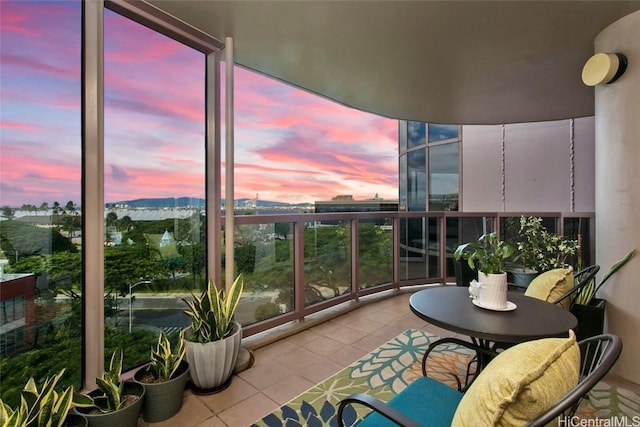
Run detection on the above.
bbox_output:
[0,121,43,131]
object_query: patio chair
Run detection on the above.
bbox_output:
[524,265,599,310]
[551,264,600,309]
[336,332,621,427]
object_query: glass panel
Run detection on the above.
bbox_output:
[304,221,350,306]
[399,154,407,211]
[358,219,393,289]
[399,121,407,153]
[407,149,426,211]
[0,0,82,407]
[399,217,433,280]
[231,67,398,209]
[407,121,426,147]
[428,142,459,211]
[426,217,441,278]
[233,223,294,324]
[564,217,591,268]
[104,9,205,371]
[445,217,495,279]
[428,124,460,143]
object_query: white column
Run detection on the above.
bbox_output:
[594,10,640,383]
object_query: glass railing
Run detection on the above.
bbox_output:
[232,211,594,338]
[0,209,593,407]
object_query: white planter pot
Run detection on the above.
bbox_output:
[183,321,242,394]
[477,271,508,309]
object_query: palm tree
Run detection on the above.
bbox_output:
[52,201,61,225]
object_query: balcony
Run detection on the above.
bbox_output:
[139,287,640,426]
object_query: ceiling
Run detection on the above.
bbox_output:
[145,1,640,125]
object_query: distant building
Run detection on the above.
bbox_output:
[315,195,398,225]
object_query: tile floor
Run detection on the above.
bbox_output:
[141,288,640,427]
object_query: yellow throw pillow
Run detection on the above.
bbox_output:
[451,330,580,426]
[524,267,574,309]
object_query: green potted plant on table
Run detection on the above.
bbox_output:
[73,349,145,427]
[454,232,515,276]
[454,232,515,299]
[181,274,244,395]
[133,332,188,423]
[0,369,87,427]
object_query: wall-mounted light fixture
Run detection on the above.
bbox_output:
[582,52,628,86]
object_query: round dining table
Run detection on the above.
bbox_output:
[409,286,578,344]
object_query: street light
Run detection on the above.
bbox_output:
[129,280,151,333]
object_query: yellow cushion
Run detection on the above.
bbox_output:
[451,330,580,426]
[524,267,574,309]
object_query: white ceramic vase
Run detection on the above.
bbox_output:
[477,271,508,309]
[183,321,242,394]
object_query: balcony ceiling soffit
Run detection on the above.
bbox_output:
[144,0,640,125]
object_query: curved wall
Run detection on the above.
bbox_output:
[594,10,640,384]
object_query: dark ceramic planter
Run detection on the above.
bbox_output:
[510,269,539,289]
[74,381,144,427]
[454,258,476,287]
[134,361,189,422]
[571,297,606,342]
[64,413,88,427]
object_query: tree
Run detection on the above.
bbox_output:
[1,206,15,220]
[105,211,118,228]
[52,201,61,225]
[39,202,50,212]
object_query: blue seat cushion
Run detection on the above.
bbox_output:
[358,376,463,427]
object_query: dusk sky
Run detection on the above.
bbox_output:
[0,1,398,208]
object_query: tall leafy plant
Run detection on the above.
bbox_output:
[0,369,76,427]
[73,348,131,413]
[182,275,244,343]
[148,333,185,382]
[575,249,637,305]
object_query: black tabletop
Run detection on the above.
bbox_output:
[409,286,578,344]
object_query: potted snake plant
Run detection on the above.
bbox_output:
[73,349,145,427]
[181,274,244,394]
[0,369,87,427]
[133,332,189,422]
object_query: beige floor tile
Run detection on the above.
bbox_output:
[302,335,345,356]
[217,393,280,426]
[192,416,227,427]
[328,345,367,367]
[351,333,391,353]
[237,357,294,390]
[338,316,385,333]
[254,338,298,360]
[369,323,411,340]
[326,326,369,345]
[262,375,316,405]
[281,329,322,346]
[197,377,260,414]
[309,319,342,336]
[296,358,344,384]
[362,310,402,325]
[280,346,325,372]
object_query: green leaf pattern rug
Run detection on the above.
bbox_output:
[251,329,640,427]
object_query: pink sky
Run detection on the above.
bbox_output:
[0,1,398,208]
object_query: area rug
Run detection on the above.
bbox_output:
[251,329,640,427]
